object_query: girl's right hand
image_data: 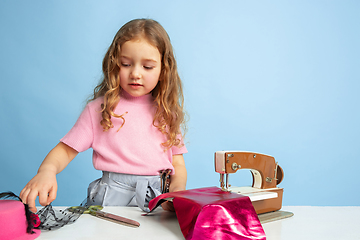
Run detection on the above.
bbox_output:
[19,142,78,213]
[20,171,58,213]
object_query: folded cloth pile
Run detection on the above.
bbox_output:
[148,187,266,240]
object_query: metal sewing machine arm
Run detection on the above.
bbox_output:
[215,151,284,191]
[214,151,293,220]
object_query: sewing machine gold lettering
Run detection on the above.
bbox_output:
[215,151,284,214]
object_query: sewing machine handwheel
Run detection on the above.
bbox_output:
[276,165,284,185]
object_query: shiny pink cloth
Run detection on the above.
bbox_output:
[148,187,266,240]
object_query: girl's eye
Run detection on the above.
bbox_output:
[144,66,154,70]
[121,63,130,67]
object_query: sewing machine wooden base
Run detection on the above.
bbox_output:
[229,186,283,214]
[229,186,293,223]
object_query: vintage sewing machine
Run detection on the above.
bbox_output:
[215,151,284,215]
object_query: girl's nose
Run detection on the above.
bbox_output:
[130,67,141,79]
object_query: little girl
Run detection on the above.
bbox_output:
[20,18,187,213]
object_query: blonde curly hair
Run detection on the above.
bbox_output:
[90,18,186,149]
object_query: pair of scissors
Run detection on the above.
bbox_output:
[68,205,140,228]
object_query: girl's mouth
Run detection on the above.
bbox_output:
[129,83,142,89]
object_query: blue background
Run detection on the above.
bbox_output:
[1,1,359,207]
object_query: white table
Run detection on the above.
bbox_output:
[37,206,360,240]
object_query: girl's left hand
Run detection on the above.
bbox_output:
[161,200,175,211]
[160,186,184,212]
[162,154,187,212]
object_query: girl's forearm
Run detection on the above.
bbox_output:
[170,154,187,192]
[38,142,78,174]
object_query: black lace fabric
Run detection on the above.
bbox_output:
[2,171,171,231]
[36,198,88,230]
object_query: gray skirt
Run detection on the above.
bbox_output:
[87,171,162,212]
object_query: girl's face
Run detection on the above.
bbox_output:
[119,38,161,97]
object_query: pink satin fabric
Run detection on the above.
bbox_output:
[148,187,266,240]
